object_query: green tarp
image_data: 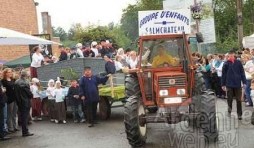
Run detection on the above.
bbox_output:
[4,55,31,68]
[99,85,125,100]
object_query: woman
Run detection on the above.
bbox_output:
[214,55,225,98]
[114,55,124,72]
[117,48,125,59]
[30,46,44,78]
[198,57,211,89]
[241,54,254,106]
[1,68,18,133]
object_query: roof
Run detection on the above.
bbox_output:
[4,55,31,68]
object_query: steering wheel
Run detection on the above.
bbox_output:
[157,62,170,68]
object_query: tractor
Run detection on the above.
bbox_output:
[122,33,218,147]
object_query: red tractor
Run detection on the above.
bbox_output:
[123,33,218,147]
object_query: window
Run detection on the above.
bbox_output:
[141,38,185,68]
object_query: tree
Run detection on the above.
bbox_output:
[74,25,113,44]
[52,26,68,41]
[67,23,83,41]
[108,22,115,31]
[214,0,254,51]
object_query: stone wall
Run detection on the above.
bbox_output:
[37,58,106,81]
[37,58,125,86]
[0,0,39,61]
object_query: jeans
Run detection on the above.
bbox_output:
[71,105,84,121]
[245,80,252,105]
[7,101,18,131]
[216,77,225,97]
[3,103,7,132]
[0,106,4,137]
[204,77,211,89]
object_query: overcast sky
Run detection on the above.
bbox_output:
[36,0,136,32]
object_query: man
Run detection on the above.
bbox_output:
[83,44,95,58]
[58,45,67,61]
[79,67,110,127]
[152,45,175,68]
[0,75,10,140]
[222,50,246,120]
[70,46,79,59]
[76,43,84,58]
[104,54,116,74]
[100,40,111,58]
[91,41,100,57]
[14,70,34,136]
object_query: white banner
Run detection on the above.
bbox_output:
[163,0,216,44]
[138,9,191,36]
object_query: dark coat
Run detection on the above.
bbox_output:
[67,86,82,106]
[79,75,108,103]
[1,79,16,104]
[100,48,110,58]
[0,81,7,107]
[105,61,116,74]
[83,50,95,57]
[14,78,33,109]
[59,51,68,61]
[222,59,246,88]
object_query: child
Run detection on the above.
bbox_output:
[79,66,110,127]
[54,81,66,124]
[67,79,85,123]
[46,79,56,122]
[30,78,42,121]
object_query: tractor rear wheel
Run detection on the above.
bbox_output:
[199,91,218,142]
[99,96,111,120]
[124,96,147,147]
[125,74,141,98]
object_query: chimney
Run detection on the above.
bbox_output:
[41,12,52,39]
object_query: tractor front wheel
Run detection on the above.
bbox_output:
[124,96,147,147]
[125,74,141,98]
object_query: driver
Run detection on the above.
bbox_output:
[152,45,175,68]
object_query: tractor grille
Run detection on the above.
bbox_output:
[159,75,185,88]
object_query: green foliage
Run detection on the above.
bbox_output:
[61,40,77,48]
[74,25,114,44]
[52,26,68,41]
[214,0,254,52]
[74,24,131,49]
[60,68,79,81]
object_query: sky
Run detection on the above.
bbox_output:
[35,0,137,32]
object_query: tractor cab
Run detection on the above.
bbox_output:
[138,35,192,108]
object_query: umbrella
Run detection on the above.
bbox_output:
[0,27,60,45]
[3,55,31,68]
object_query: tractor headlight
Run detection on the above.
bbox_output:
[177,89,185,95]
[159,90,168,96]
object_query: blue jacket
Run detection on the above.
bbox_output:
[79,75,108,103]
[221,60,246,88]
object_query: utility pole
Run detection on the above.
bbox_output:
[237,0,244,50]
[194,0,201,53]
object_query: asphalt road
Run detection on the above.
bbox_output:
[1,98,254,148]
